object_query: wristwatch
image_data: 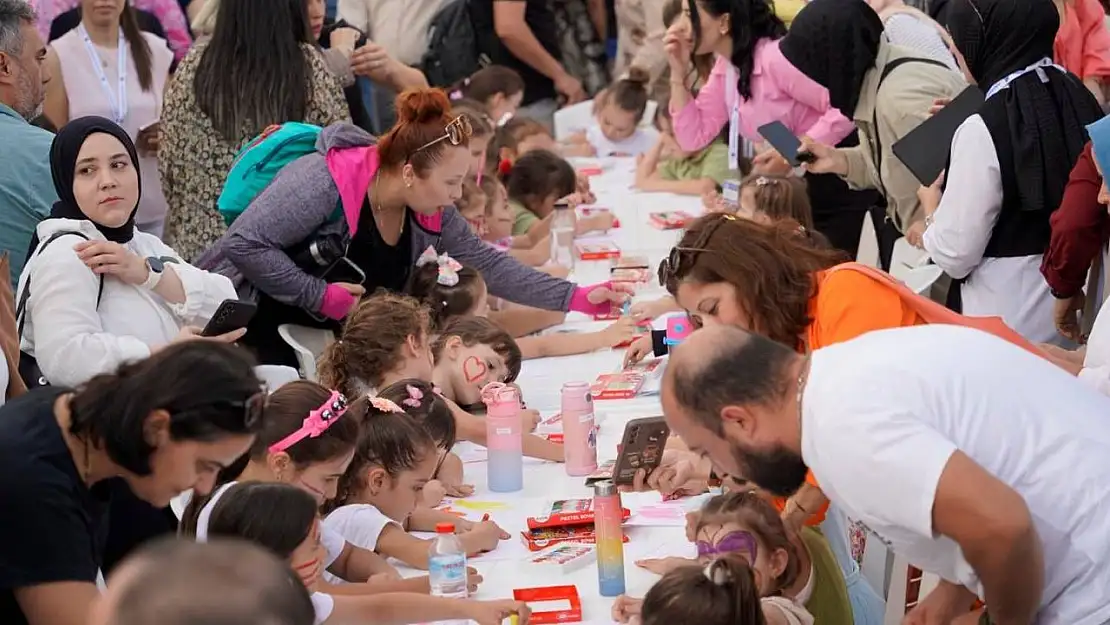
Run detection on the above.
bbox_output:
[140,256,165,290]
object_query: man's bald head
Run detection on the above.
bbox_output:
[664,325,799,434]
[92,537,316,625]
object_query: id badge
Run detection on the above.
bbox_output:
[728,105,741,171]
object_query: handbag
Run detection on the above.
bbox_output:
[16,231,104,388]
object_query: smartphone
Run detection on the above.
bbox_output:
[201,299,258,337]
[321,256,366,286]
[612,416,671,486]
[756,121,814,167]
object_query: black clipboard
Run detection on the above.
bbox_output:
[892,86,985,185]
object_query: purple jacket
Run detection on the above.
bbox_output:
[198,123,580,316]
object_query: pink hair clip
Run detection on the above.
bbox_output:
[268,391,348,454]
[416,245,463,286]
[402,384,424,408]
[368,396,406,414]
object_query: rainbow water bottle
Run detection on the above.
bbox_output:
[593,480,626,596]
[482,384,524,492]
[560,381,598,477]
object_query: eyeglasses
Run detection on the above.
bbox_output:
[413,115,473,154]
[657,213,737,288]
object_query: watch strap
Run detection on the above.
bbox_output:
[139,257,163,290]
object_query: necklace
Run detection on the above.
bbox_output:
[368,171,404,240]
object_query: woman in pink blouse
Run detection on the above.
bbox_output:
[1053,0,1110,109]
[665,0,883,258]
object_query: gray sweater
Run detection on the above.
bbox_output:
[197,123,576,314]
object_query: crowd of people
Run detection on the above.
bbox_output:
[1,0,1110,622]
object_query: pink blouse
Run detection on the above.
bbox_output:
[671,38,854,152]
[32,0,192,61]
[1054,0,1110,81]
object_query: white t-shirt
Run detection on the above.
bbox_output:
[801,325,1110,625]
[193,481,347,568]
[585,125,657,157]
[323,504,400,552]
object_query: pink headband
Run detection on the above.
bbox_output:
[268,391,349,454]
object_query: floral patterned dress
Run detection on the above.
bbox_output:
[157,42,350,263]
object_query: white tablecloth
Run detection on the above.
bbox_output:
[416,158,706,622]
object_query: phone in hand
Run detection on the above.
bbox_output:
[612,416,671,486]
[201,299,258,337]
[322,256,366,286]
[757,121,814,167]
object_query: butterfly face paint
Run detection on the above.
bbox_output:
[696,529,758,562]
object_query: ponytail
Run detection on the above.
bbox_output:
[119,1,154,92]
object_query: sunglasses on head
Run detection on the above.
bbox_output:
[413,115,473,155]
[657,213,737,287]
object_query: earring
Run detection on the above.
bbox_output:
[406,179,413,188]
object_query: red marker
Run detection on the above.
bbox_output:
[481,513,490,522]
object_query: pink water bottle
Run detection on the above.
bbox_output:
[482,384,524,492]
[560,381,597,476]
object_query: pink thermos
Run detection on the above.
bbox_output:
[482,384,524,492]
[560,381,598,476]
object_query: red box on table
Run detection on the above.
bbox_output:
[591,372,646,399]
[575,241,621,261]
[521,498,630,551]
[650,210,695,230]
[513,585,582,624]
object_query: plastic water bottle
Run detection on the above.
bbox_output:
[483,385,524,492]
[593,480,627,596]
[429,522,468,602]
[721,179,741,212]
[561,381,597,476]
[550,201,575,268]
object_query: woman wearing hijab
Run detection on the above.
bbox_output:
[664,0,881,258]
[16,116,241,388]
[781,0,965,249]
[917,0,1103,345]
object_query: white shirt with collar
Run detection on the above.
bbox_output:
[16,218,236,387]
[801,324,1110,625]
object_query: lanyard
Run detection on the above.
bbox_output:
[985,57,1064,100]
[724,63,756,170]
[78,25,127,124]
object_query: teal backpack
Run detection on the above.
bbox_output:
[218,122,325,226]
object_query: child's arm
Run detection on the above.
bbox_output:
[318,575,431,595]
[375,522,508,569]
[448,399,565,462]
[327,593,527,625]
[629,296,680,323]
[507,237,551,266]
[488,307,566,338]
[435,452,473,497]
[635,176,719,196]
[635,136,668,185]
[576,211,616,235]
[517,318,638,359]
[328,543,400,583]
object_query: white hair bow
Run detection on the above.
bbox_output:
[416,245,463,287]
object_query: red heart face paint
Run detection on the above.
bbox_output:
[293,557,321,587]
[462,356,488,384]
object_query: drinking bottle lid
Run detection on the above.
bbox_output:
[593,480,617,497]
[435,522,456,533]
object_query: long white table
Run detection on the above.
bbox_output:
[431,159,704,623]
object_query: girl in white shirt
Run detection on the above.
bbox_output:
[323,395,507,569]
[17,116,239,388]
[207,481,529,625]
[566,70,658,157]
[180,380,418,592]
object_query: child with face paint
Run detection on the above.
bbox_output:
[616,492,852,625]
[405,247,638,356]
[178,381,433,595]
[322,396,511,569]
[632,556,793,625]
[208,482,530,625]
[376,379,472,506]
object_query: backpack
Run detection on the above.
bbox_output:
[420,0,487,88]
[16,230,104,388]
[218,122,325,227]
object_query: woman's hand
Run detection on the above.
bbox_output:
[663,22,691,72]
[611,595,644,624]
[331,26,360,55]
[799,138,848,176]
[587,282,633,306]
[917,171,945,218]
[167,325,247,349]
[904,221,926,249]
[1053,294,1086,343]
[74,240,149,284]
[137,122,161,155]
[635,556,694,575]
[554,72,587,105]
[350,42,392,77]
[334,282,367,298]
[623,335,652,367]
[928,97,952,116]
[465,600,530,625]
[752,144,793,176]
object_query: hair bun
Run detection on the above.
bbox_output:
[395,89,452,125]
[625,67,650,85]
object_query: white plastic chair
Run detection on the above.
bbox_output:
[277,324,336,382]
[856,214,881,268]
[901,265,945,296]
[888,237,929,277]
